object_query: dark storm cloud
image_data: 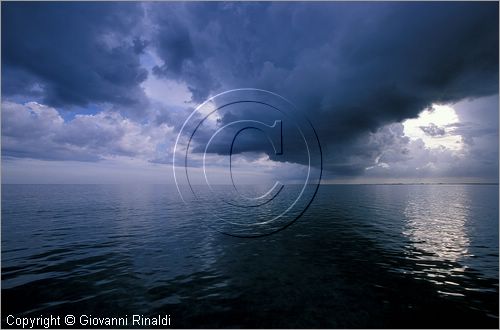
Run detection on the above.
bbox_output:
[2,2,498,180]
[147,2,498,174]
[150,7,220,102]
[2,2,148,109]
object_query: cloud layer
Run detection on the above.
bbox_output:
[2,2,148,109]
[2,2,498,182]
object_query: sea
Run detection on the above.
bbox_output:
[2,184,498,328]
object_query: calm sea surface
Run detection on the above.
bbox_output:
[2,184,499,328]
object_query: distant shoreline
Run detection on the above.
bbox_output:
[320,182,500,186]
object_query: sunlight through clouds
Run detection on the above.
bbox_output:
[403,104,463,151]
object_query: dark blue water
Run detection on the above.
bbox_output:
[2,184,498,328]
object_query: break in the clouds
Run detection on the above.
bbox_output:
[1,2,499,183]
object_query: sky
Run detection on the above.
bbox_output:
[1,2,499,184]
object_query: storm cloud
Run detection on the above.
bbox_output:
[149,3,498,164]
[1,2,498,182]
[2,2,148,109]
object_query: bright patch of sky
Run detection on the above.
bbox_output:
[140,51,193,107]
[403,104,463,151]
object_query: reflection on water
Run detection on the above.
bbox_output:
[401,186,474,298]
[1,184,498,328]
[403,186,470,262]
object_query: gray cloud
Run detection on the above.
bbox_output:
[2,2,149,111]
[1,2,498,182]
[420,123,446,137]
[145,2,498,176]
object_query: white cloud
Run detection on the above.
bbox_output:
[2,101,175,162]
